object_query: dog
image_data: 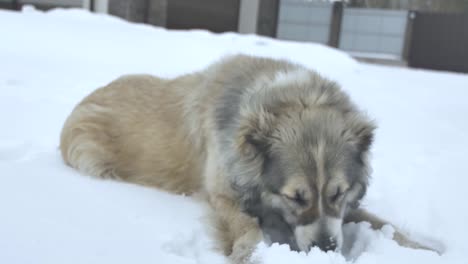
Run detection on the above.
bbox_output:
[60,55,433,263]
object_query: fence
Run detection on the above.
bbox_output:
[276,1,409,60]
[0,0,106,11]
[17,0,82,10]
[6,0,468,73]
[339,8,408,59]
[408,11,468,73]
[166,0,240,33]
[276,0,333,45]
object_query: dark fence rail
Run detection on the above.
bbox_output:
[166,0,240,33]
[0,0,19,10]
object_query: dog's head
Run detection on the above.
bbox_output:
[230,72,375,252]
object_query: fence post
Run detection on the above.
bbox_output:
[89,0,95,12]
[328,1,344,48]
[402,11,415,62]
[238,0,260,34]
[256,0,280,37]
[108,0,149,23]
[147,0,167,27]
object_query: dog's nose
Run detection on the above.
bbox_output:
[314,236,337,252]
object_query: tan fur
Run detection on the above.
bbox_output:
[60,55,436,262]
[61,55,283,262]
[61,74,205,194]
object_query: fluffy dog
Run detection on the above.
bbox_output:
[60,55,432,262]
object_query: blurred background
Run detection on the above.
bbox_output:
[2,0,467,73]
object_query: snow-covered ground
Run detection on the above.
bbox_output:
[1,7,467,264]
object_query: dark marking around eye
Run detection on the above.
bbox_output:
[329,187,343,203]
[285,190,308,207]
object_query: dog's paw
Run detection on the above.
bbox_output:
[392,228,445,255]
[229,229,263,264]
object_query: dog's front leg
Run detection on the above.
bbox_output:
[344,208,439,253]
[209,194,262,264]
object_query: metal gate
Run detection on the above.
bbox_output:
[408,12,468,73]
[276,0,333,44]
[339,8,408,59]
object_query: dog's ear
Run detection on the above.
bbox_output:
[236,108,276,156]
[344,115,376,155]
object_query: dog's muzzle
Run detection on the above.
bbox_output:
[294,216,343,252]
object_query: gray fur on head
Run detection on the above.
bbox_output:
[215,58,375,251]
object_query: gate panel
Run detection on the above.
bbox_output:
[339,8,408,58]
[408,12,468,73]
[276,0,333,44]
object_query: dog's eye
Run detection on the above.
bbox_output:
[329,187,344,203]
[283,191,307,207]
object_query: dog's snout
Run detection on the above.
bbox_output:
[294,217,343,253]
[314,235,337,252]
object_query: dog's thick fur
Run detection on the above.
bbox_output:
[60,55,433,262]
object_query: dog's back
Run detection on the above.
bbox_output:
[60,73,207,194]
[60,55,299,195]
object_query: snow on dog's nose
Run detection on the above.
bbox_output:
[314,234,338,252]
[294,216,343,252]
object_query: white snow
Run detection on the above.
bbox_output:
[1,7,468,264]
